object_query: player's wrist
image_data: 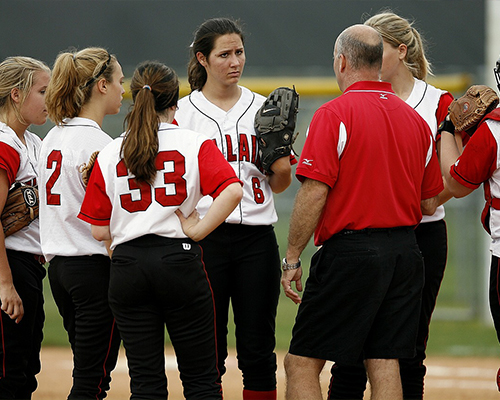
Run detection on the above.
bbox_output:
[282,257,301,271]
[437,117,455,137]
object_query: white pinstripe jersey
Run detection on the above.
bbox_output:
[38,118,112,261]
[406,78,450,223]
[176,86,278,225]
[0,122,42,254]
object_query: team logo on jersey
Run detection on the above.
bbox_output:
[182,243,191,251]
[302,159,313,166]
[379,93,388,100]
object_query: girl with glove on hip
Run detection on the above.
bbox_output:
[328,11,456,400]
[37,47,124,399]
[175,17,294,400]
[0,56,50,399]
[78,61,242,399]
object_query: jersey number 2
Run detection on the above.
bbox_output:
[45,150,62,206]
[117,150,188,213]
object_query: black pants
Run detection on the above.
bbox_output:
[328,220,447,400]
[199,223,281,392]
[48,254,121,400]
[489,255,500,344]
[0,250,45,400]
[109,235,222,400]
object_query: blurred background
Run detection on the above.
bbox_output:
[3,0,500,357]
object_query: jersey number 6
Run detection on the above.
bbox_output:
[117,150,188,213]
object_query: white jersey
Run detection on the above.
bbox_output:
[176,86,278,225]
[406,78,450,223]
[78,122,240,250]
[38,118,112,261]
[0,122,42,255]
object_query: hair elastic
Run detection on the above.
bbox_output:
[143,85,152,91]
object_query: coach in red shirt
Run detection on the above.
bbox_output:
[281,24,443,400]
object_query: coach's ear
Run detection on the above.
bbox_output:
[338,53,347,73]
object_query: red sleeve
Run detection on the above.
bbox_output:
[436,92,453,125]
[78,160,113,225]
[450,123,497,189]
[0,142,20,185]
[421,143,444,199]
[198,140,242,198]
[296,107,340,187]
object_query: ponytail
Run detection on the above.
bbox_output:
[122,61,179,185]
[364,11,432,81]
[46,47,115,125]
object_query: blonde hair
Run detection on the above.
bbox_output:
[364,11,432,80]
[45,47,116,125]
[122,61,179,184]
[0,56,50,125]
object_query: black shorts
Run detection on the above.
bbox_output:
[289,227,424,365]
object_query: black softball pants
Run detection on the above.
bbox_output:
[0,250,45,399]
[199,223,281,392]
[489,255,500,344]
[108,235,222,400]
[48,254,121,400]
[328,219,448,400]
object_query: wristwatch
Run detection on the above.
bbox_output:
[282,258,301,271]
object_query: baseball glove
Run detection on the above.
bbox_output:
[449,85,499,136]
[79,151,99,187]
[1,183,39,237]
[255,86,299,173]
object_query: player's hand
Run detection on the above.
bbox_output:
[0,284,24,323]
[175,208,201,241]
[281,267,303,304]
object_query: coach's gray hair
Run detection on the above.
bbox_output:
[336,25,383,71]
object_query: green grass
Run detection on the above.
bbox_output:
[41,209,500,359]
[42,266,500,358]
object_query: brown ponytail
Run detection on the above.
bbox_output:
[122,61,179,184]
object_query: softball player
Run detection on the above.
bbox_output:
[328,12,454,400]
[440,62,500,391]
[38,47,124,399]
[175,17,293,400]
[78,61,242,400]
[0,56,50,399]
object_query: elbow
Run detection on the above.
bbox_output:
[420,196,438,216]
[421,204,437,216]
[91,225,111,241]
[230,183,244,205]
[449,188,469,199]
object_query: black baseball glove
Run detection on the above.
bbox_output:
[254,86,299,173]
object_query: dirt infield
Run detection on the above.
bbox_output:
[33,346,500,400]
